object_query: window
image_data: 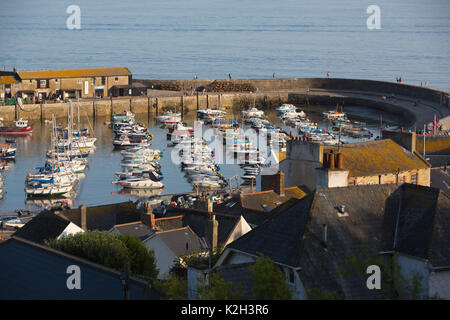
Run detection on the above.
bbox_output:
[348,180,355,186]
[400,175,406,183]
[29,80,32,83]
[114,76,119,81]
[14,84,19,89]
[91,78,95,84]
[55,79,59,83]
[77,78,82,84]
[101,77,105,85]
[40,80,47,87]
[286,268,295,284]
[411,173,418,184]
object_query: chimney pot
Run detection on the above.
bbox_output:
[336,152,343,169]
[329,151,335,169]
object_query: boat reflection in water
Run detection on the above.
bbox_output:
[115,187,163,199]
[25,197,75,211]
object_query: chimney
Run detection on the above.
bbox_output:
[80,205,87,231]
[13,66,17,73]
[335,152,344,169]
[329,150,335,169]
[142,202,156,228]
[205,214,218,252]
[323,151,330,168]
[261,170,285,196]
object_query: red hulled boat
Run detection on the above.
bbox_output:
[0,118,33,134]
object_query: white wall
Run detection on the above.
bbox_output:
[224,217,252,247]
[144,235,178,279]
[429,270,450,299]
[57,222,84,239]
[396,254,429,299]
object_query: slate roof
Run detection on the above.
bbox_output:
[240,186,307,213]
[324,139,430,177]
[17,67,131,79]
[161,207,242,246]
[154,215,184,231]
[60,201,141,231]
[224,183,450,299]
[215,187,308,226]
[430,166,450,195]
[112,221,154,241]
[156,227,208,257]
[216,262,255,297]
[394,184,450,267]
[13,211,71,244]
[0,237,161,300]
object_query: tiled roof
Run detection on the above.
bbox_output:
[154,215,184,231]
[394,184,450,267]
[112,221,154,241]
[0,75,20,84]
[13,211,71,244]
[156,227,208,257]
[225,183,450,298]
[17,67,131,79]
[161,207,241,246]
[324,139,430,177]
[60,201,141,231]
[239,186,307,213]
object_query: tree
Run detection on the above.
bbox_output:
[45,230,159,284]
[338,247,426,299]
[197,271,244,300]
[248,254,293,300]
[119,233,159,281]
[156,273,188,300]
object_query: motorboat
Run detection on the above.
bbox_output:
[276,104,297,114]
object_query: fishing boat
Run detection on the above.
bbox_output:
[0,144,16,159]
[0,118,33,134]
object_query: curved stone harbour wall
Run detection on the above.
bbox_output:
[1,78,449,129]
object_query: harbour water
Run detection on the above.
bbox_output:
[0,105,406,215]
[1,0,449,90]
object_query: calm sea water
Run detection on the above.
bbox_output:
[0,105,401,215]
[0,0,448,214]
[0,0,449,89]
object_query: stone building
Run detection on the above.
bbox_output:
[13,67,131,101]
[0,71,21,102]
[280,134,431,190]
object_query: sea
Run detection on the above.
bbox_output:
[0,0,449,214]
